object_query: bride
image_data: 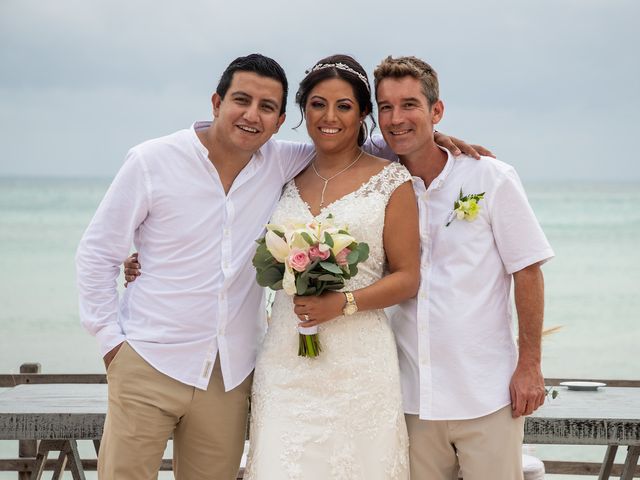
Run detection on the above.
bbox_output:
[243,55,420,479]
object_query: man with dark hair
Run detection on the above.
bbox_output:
[216,53,289,116]
[76,53,313,479]
[374,56,554,480]
[77,53,484,479]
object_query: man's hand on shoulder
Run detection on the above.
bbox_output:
[434,131,495,159]
[509,361,546,417]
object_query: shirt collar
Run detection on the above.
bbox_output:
[410,145,457,192]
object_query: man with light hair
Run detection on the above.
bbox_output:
[374,56,554,480]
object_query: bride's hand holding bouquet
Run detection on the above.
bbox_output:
[252,215,369,357]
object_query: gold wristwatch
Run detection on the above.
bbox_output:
[343,291,358,316]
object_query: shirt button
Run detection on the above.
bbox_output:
[223,228,230,237]
[223,261,230,268]
[219,328,225,336]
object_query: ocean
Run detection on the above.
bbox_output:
[1,177,639,479]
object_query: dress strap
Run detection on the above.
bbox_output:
[362,162,413,203]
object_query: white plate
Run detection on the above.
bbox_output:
[559,381,606,391]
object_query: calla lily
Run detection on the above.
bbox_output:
[289,230,313,250]
[265,230,290,263]
[330,233,356,256]
[265,223,286,232]
[282,264,296,295]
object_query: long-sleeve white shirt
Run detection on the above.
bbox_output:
[76,122,313,390]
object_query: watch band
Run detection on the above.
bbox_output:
[343,291,358,316]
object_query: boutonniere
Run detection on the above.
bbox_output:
[445,188,485,227]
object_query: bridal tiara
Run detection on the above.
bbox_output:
[307,62,371,92]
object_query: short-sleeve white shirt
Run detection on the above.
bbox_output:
[388,148,554,420]
[76,122,314,391]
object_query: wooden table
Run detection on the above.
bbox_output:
[525,386,640,479]
[0,384,106,479]
[2,384,640,479]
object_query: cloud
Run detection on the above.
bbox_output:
[0,0,638,179]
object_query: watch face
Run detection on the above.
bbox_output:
[344,304,358,315]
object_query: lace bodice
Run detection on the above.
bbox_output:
[271,161,412,291]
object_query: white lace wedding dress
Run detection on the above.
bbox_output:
[244,162,411,480]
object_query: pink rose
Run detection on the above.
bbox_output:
[308,245,330,261]
[288,248,311,272]
[335,248,351,266]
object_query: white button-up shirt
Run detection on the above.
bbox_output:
[388,148,554,420]
[76,122,313,390]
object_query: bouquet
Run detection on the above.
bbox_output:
[252,215,369,357]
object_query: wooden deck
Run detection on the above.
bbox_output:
[1,365,639,478]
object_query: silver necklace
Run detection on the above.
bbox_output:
[311,149,365,208]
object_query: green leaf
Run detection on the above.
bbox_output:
[256,266,284,287]
[296,274,309,295]
[301,232,315,245]
[357,242,369,262]
[252,242,276,269]
[349,264,358,277]
[319,261,342,274]
[323,233,334,248]
[346,249,360,265]
[318,274,340,282]
[304,259,320,273]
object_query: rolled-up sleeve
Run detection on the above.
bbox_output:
[75,149,151,355]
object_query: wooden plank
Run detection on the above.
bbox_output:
[0,459,246,477]
[63,440,86,480]
[525,417,640,445]
[2,375,636,389]
[543,460,640,476]
[50,448,68,480]
[0,459,171,471]
[620,446,640,480]
[18,457,640,477]
[524,387,640,445]
[0,374,107,388]
[598,445,617,480]
[18,363,40,480]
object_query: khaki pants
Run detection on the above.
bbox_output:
[406,405,525,480]
[98,342,252,480]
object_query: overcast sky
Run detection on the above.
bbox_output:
[1,0,638,181]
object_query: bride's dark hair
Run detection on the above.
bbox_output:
[295,54,375,146]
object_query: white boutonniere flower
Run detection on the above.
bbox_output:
[445,188,485,227]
